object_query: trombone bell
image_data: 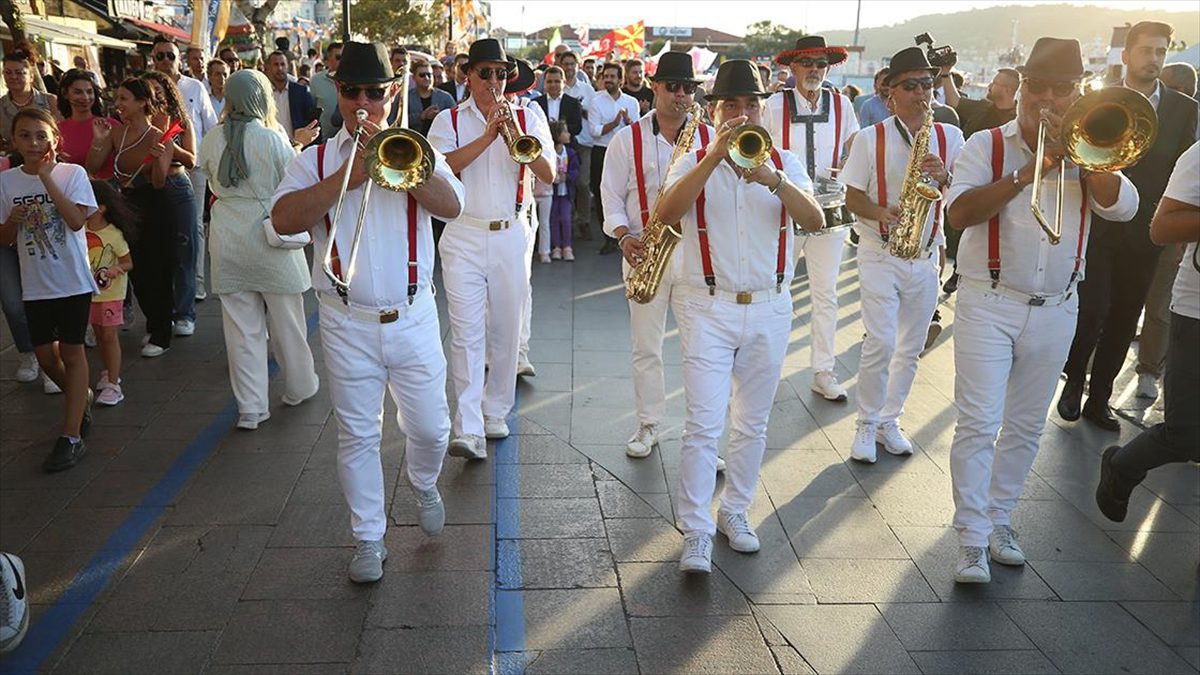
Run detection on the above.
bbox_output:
[728,124,773,169]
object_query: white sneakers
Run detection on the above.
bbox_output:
[517,359,537,377]
[348,539,387,584]
[876,421,914,456]
[1136,373,1159,400]
[415,486,445,536]
[484,416,510,439]
[236,412,270,430]
[811,371,848,402]
[716,510,760,553]
[626,424,659,458]
[448,435,487,460]
[173,319,195,337]
[42,374,61,395]
[14,353,38,383]
[953,527,1024,584]
[140,342,168,358]
[850,421,879,463]
[954,546,991,583]
[0,552,29,654]
[83,325,97,348]
[679,533,713,574]
[987,525,1026,566]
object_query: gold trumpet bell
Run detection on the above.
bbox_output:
[364,128,436,191]
[1062,87,1157,173]
[728,124,773,169]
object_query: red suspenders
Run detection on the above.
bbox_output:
[451,103,528,215]
[874,121,947,248]
[631,119,712,228]
[781,91,843,166]
[930,123,948,245]
[782,92,791,150]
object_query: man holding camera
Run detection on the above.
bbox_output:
[943,67,1020,139]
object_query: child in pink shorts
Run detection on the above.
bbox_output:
[86,180,137,406]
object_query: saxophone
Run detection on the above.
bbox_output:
[625,104,706,304]
[887,109,943,260]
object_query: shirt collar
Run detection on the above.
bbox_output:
[1121,79,1160,104]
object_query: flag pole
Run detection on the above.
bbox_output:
[341,0,350,41]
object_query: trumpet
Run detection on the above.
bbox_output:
[493,90,542,164]
[321,53,436,299]
[728,123,773,169]
[1030,87,1156,245]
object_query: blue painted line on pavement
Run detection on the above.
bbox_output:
[487,392,527,673]
[0,309,321,674]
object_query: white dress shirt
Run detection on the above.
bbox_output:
[601,110,713,237]
[664,148,813,293]
[564,78,594,145]
[428,96,555,221]
[1162,141,1198,318]
[272,126,464,309]
[589,90,640,148]
[273,85,293,135]
[544,94,563,122]
[175,74,218,138]
[841,115,966,254]
[763,88,860,182]
[945,119,1139,297]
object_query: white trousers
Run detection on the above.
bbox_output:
[319,292,450,541]
[856,248,939,424]
[534,195,552,256]
[673,289,792,536]
[190,169,208,287]
[520,209,539,362]
[219,291,319,415]
[440,219,530,437]
[797,228,849,373]
[623,252,683,427]
[949,284,1078,547]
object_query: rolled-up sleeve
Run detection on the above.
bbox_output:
[839,127,873,195]
[1089,171,1139,223]
[430,148,465,221]
[780,149,813,194]
[601,127,633,236]
[427,108,458,155]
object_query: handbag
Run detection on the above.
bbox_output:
[262,215,311,249]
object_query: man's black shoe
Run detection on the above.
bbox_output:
[599,239,617,255]
[1082,401,1121,431]
[43,436,86,472]
[942,271,960,294]
[80,388,94,438]
[1096,445,1137,522]
[1057,380,1083,421]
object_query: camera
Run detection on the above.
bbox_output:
[915,32,958,69]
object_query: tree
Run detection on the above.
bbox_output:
[339,0,445,49]
[0,0,27,45]
[743,20,805,59]
[235,0,282,50]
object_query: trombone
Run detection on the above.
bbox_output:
[492,89,542,164]
[1030,86,1156,245]
[321,53,436,299]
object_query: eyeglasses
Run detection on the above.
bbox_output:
[153,52,177,62]
[415,72,432,79]
[664,81,698,95]
[1025,78,1078,97]
[339,85,388,101]
[796,58,829,69]
[474,66,509,81]
[897,76,935,91]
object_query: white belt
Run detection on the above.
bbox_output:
[318,290,430,324]
[680,285,786,306]
[961,278,1073,307]
[454,214,515,231]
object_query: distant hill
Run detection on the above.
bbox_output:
[819,4,1199,65]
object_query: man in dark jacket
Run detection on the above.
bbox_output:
[531,65,583,142]
[266,50,317,139]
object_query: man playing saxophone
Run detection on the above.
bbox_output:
[842,46,964,464]
[943,38,1137,584]
[655,60,822,574]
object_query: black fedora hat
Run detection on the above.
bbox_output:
[462,38,516,76]
[332,42,400,85]
[507,59,536,94]
[648,52,702,83]
[707,59,770,100]
[1018,37,1091,81]
[885,46,939,85]
[776,35,849,67]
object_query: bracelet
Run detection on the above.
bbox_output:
[768,170,787,196]
[1011,169,1022,188]
[618,232,635,247]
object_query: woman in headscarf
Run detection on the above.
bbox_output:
[197,69,317,430]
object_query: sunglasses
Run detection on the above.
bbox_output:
[474,66,509,81]
[1025,78,1078,97]
[339,85,388,101]
[415,72,433,79]
[897,76,935,92]
[153,52,177,62]
[796,58,829,69]
[664,81,698,95]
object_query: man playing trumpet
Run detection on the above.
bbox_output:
[656,60,822,574]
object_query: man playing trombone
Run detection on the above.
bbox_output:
[272,42,466,584]
[428,39,555,460]
[943,38,1137,584]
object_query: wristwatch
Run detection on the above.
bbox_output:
[768,169,787,195]
[1011,169,1022,188]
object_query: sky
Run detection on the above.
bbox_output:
[488,0,1195,35]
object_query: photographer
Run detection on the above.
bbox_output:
[942,67,1019,139]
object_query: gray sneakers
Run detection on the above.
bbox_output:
[447,435,487,460]
[988,525,1026,566]
[416,487,445,536]
[348,539,388,584]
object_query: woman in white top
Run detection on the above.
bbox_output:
[197,69,318,430]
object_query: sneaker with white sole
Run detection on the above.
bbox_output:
[281,384,318,406]
[14,353,38,383]
[811,371,848,402]
[236,412,270,430]
[140,342,168,358]
[416,486,445,536]
[1135,373,1159,400]
[484,416,510,439]
[348,539,387,583]
[679,533,713,574]
[517,359,536,377]
[987,525,1025,566]
[954,545,991,583]
[195,284,207,302]
[716,510,760,553]
[850,421,879,463]
[42,374,61,395]
[95,380,124,407]
[83,325,96,348]
[447,434,487,460]
[625,424,658,458]
[173,319,195,337]
[0,552,29,654]
[876,421,914,456]
[715,456,726,473]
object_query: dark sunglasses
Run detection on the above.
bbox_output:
[153,52,177,62]
[474,66,509,81]
[897,76,935,91]
[796,57,829,69]
[1025,78,1077,97]
[339,85,388,101]
[664,81,698,95]
[415,72,433,78]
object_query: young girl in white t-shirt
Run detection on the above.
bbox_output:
[0,108,98,472]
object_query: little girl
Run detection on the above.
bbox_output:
[0,108,99,472]
[86,180,137,406]
[549,120,580,261]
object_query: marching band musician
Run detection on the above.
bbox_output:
[271,42,466,583]
[655,60,823,574]
[841,47,964,464]
[943,38,1137,583]
[763,36,861,403]
[505,59,546,378]
[428,39,555,460]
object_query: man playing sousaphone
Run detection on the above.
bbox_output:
[763,36,861,403]
[655,60,822,574]
[428,39,555,461]
[272,42,466,583]
[841,46,964,464]
[943,37,1137,584]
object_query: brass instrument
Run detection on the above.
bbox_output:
[888,110,942,260]
[493,89,542,164]
[625,103,705,304]
[322,54,434,298]
[728,124,773,169]
[1031,86,1156,244]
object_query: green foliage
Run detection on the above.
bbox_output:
[338,0,446,48]
[743,20,805,58]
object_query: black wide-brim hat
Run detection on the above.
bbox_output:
[885,46,939,85]
[1018,37,1091,81]
[707,59,771,100]
[776,35,849,67]
[507,59,536,94]
[463,38,517,77]
[333,41,400,85]
[648,51,702,83]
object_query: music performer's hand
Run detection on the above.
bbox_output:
[344,117,383,189]
[878,205,901,230]
[920,154,949,185]
[485,104,509,141]
[706,115,747,163]
[619,233,646,266]
[740,162,778,186]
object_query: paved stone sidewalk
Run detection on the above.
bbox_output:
[0,244,1197,674]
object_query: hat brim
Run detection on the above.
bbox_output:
[705,90,773,100]
[332,73,401,85]
[885,67,940,85]
[776,47,848,67]
[648,71,704,84]
[1015,65,1092,81]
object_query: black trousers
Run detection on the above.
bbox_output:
[1112,312,1200,479]
[126,184,177,349]
[1063,221,1163,404]
[591,145,607,234]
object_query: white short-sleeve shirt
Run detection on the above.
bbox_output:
[1164,141,1200,319]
